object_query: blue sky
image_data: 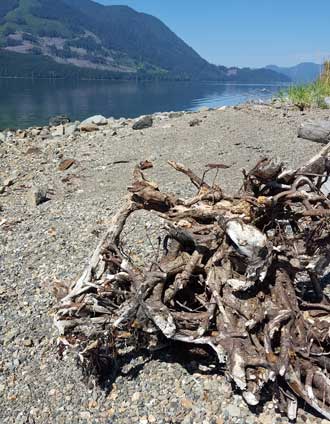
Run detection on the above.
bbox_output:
[98,0,329,68]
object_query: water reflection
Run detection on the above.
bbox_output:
[0,79,285,129]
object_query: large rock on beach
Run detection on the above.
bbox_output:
[132,115,153,130]
[79,123,99,132]
[80,115,108,126]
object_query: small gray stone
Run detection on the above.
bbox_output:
[79,411,91,420]
[189,118,202,127]
[226,404,242,418]
[27,187,48,207]
[39,128,50,138]
[52,125,64,137]
[31,128,41,137]
[23,338,33,347]
[132,115,153,130]
[0,132,5,143]
[13,358,20,368]
[65,123,78,136]
[3,177,15,187]
[132,392,140,402]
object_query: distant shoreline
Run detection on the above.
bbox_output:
[0,75,290,85]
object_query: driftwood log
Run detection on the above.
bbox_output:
[54,144,330,420]
[298,119,330,143]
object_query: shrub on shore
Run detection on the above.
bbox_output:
[278,61,330,110]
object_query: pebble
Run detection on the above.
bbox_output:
[65,123,78,136]
[226,404,242,418]
[189,118,202,127]
[40,128,50,138]
[51,125,65,137]
[3,177,15,187]
[31,128,41,137]
[257,415,273,424]
[181,398,193,409]
[27,186,48,207]
[132,392,141,402]
[80,411,91,420]
[23,338,33,347]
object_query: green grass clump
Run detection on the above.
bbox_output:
[278,61,330,110]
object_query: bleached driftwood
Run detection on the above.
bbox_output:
[54,147,330,421]
[298,119,330,143]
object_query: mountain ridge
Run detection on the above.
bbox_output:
[0,0,290,82]
[266,62,322,83]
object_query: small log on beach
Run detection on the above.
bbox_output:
[298,119,330,143]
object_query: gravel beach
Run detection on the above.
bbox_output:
[1,103,330,424]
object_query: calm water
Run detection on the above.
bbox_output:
[0,79,285,129]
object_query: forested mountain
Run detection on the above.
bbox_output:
[0,0,290,82]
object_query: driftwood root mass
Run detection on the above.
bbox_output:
[55,143,330,420]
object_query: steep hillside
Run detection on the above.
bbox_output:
[0,0,290,82]
[61,0,223,80]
